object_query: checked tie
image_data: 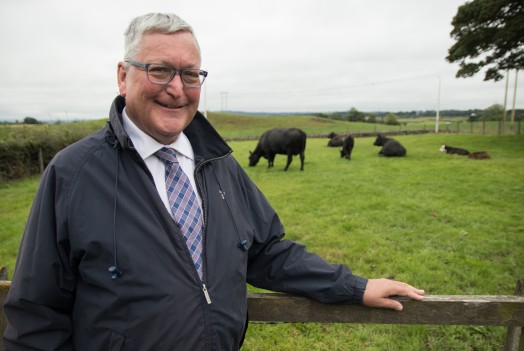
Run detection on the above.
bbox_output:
[155,147,204,280]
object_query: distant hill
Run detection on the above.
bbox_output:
[221,109,524,118]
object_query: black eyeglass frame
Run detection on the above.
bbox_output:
[125,60,208,88]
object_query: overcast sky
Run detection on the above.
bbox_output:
[1,0,522,121]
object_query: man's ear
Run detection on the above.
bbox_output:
[117,62,127,96]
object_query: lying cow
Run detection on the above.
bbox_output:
[440,145,470,155]
[340,135,354,160]
[327,132,344,147]
[373,134,406,157]
[249,128,307,171]
[469,151,491,159]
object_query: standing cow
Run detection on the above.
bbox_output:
[249,128,307,171]
[340,135,355,160]
[373,134,406,157]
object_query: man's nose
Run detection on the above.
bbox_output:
[166,73,185,94]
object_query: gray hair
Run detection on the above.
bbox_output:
[123,13,199,62]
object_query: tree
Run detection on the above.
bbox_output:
[482,103,504,120]
[23,116,39,124]
[384,113,400,125]
[346,107,365,122]
[446,0,523,81]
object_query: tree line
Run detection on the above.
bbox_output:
[315,105,524,124]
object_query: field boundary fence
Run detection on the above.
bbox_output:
[1,276,523,350]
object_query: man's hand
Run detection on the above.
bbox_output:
[362,278,425,311]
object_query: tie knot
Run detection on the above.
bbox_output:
[155,147,179,165]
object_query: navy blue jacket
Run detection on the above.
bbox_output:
[4,96,367,350]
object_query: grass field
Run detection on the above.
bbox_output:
[235,133,524,350]
[1,121,523,349]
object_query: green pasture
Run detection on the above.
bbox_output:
[1,121,523,349]
[236,133,524,350]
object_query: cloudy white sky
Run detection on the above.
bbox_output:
[0,0,522,121]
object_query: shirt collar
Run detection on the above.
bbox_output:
[122,107,195,161]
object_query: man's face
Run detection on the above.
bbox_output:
[117,31,202,145]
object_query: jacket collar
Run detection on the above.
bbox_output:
[108,95,232,164]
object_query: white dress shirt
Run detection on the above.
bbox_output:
[121,108,202,214]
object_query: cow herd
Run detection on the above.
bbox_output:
[248,128,489,171]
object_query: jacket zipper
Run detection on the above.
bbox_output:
[202,284,212,304]
[194,153,232,308]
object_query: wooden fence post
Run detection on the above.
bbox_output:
[0,267,7,281]
[0,281,8,350]
[38,147,44,174]
[504,279,524,351]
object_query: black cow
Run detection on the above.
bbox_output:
[373,134,406,157]
[440,144,470,155]
[327,132,344,147]
[340,135,354,160]
[249,128,307,171]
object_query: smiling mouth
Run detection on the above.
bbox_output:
[157,101,183,109]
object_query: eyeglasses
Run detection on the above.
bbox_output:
[125,60,208,88]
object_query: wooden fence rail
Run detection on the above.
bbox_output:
[2,279,523,350]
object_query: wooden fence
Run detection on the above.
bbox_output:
[1,279,523,350]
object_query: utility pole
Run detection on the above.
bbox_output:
[220,91,229,111]
[510,70,519,130]
[435,76,441,133]
[502,69,509,132]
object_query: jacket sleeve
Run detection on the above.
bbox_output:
[237,165,368,304]
[3,161,75,350]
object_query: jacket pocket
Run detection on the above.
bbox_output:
[108,331,125,351]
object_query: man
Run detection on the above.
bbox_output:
[4,13,424,350]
